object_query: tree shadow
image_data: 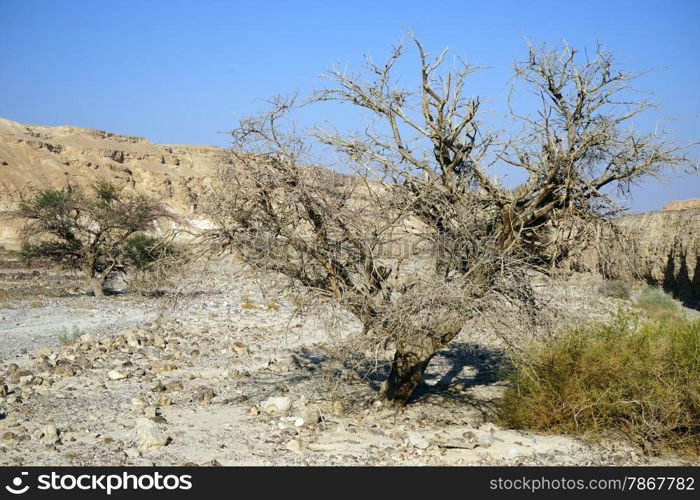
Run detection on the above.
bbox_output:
[291,341,509,410]
[419,342,506,390]
[663,251,699,310]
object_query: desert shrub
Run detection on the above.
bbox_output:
[636,286,679,316]
[598,280,632,300]
[15,181,176,297]
[500,310,700,456]
[58,327,85,345]
[122,234,175,270]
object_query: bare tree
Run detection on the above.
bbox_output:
[207,36,694,405]
[499,42,696,261]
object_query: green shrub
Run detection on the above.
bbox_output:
[636,286,679,316]
[58,327,85,345]
[123,234,175,270]
[499,310,700,456]
[598,280,632,300]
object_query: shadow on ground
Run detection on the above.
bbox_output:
[290,341,509,413]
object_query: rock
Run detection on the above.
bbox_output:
[131,397,146,411]
[407,432,430,450]
[507,448,523,458]
[134,418,169,449]
[36,424,59,441]
[193,386,216,404]
[53,364,77,377]
[232,342,249,355]
[143,406,158,418]
[150,382,166,392]
[463,430,494,448]
[156,396,172,406]
[262,396,292,413]
[285,439,302,452]
[79,334,94,344]
[1,431,18,443]
[124,447,141,459]
[149,362,177,373]
[573,210,700,308]
[280,416,305,428]
[0,384,8,397]
[124,331,142,347]
[107,370,127,381]
[164,381,183,392]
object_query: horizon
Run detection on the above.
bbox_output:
[1,0,698,212]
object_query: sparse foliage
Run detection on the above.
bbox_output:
[16,181,176,296]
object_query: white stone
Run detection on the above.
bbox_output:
[134,418,169,449]
[262,396,292,413]
[285,439,302,452]
[507,448,522,458]
[40,424,58,441]
[407,432,430,450]
[108,370,127,380]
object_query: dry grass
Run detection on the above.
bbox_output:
[597,280,632,300]
[499,308,700,457]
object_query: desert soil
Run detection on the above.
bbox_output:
[0,255,694,466]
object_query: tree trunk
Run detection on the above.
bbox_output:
[382,325,464,406]
[88,277,105,297]
[83,266,106,297]
[383,347,436,406]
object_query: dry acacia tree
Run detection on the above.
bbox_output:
[209,36,694,405]
[17,180,177,297]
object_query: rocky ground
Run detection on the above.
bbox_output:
[0,255,695,466]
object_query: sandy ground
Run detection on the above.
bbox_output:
[0,258,695,466]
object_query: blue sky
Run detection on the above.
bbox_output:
[1,0,698,211]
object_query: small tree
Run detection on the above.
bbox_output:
[208,36,695,405]
[17,180,174,297]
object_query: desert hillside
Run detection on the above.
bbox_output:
[0,117,698,306]
[573,210,700,308]
[0,117,224,249]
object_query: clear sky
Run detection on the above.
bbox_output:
[1,0,698,212]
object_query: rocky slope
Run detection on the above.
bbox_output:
[663,198,700,211]
[573,210,699,308]
[0,117,224,249]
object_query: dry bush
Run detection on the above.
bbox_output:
[500,309,700,456]
[598,280,632,300]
